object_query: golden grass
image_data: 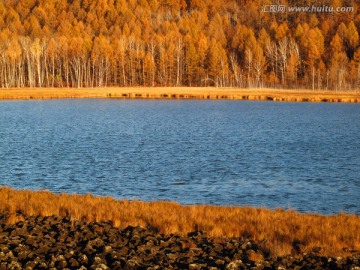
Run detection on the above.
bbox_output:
[0,187,359,257]
[0,87,359,103]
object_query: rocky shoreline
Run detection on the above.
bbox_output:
[0,214,359,269]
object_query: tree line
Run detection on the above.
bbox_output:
[0,0,360,90]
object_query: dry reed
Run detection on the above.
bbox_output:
[0,87,359,103]
[0,187,359,257]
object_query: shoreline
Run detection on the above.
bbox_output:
[0,87,360,103]
[1,187,359,258]
[1,213,359,269]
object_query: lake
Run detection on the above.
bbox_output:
[0,99,359,214]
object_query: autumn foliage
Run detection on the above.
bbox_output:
[1,187,360,257]
[0,0,360,90]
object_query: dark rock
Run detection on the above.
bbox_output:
[25,260,38,268]
[117,247,129,256]
[78,254,89,265]
[166,253,178,261]
[64,250,75,259]
[68,257,79,268]
[17,251,29,261]
[124,259,140,270]
[103,245,112,254]
[110,260,123,269]
[9,239,22,248]
[14,228,28,237]
[54,259,67,269]
[189,248,203,257]
[189,263,203,270]
[215,259,225,265]
[0,213,359,269]
[226,260,247,269]
[7,260,22,270]
[25,237,36,246]
[94,263,110,269]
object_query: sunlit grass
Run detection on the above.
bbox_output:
[0,87,359,102]
[1,187,359,257]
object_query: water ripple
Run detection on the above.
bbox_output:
[0,100,359,214]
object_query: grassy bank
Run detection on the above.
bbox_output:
[0,187,359,257]
[0,87,359,102]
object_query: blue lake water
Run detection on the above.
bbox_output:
[0,99,359,214]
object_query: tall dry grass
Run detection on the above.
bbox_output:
[0,187,359,257]
[0,87,359,102]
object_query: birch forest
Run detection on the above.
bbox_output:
[0,0,359,90]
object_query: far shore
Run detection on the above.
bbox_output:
[0,87,360,103]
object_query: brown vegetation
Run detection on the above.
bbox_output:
[1,187,359,257]
[0,87,359,102]
[1,0,360,89]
